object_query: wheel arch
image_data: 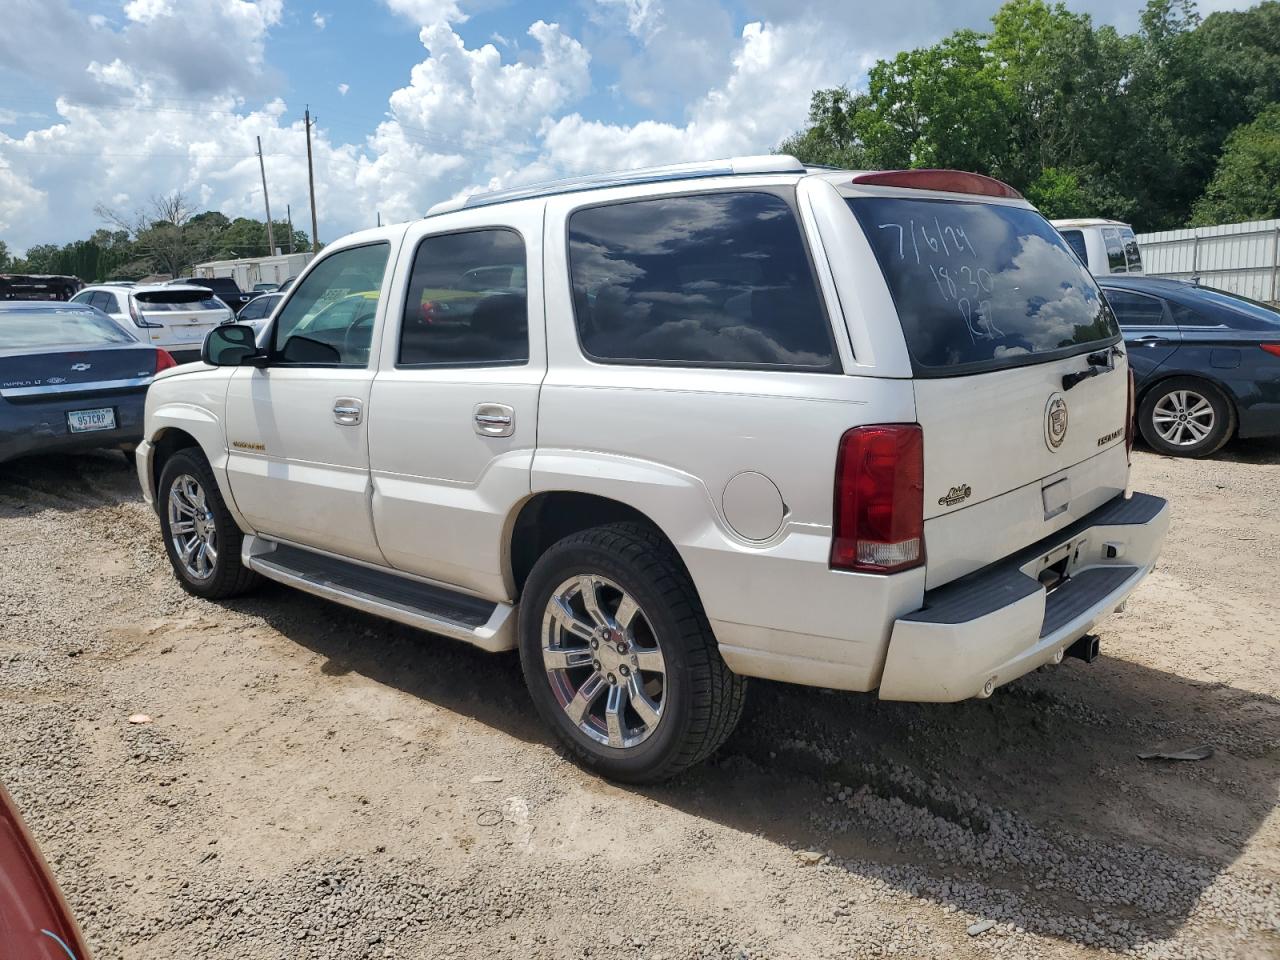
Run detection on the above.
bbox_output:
[507,491,685,599]
[148,426,202,503]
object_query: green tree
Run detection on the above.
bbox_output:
[1191,105,1280,224]
[0,239,9,271]
[777,87,870,168]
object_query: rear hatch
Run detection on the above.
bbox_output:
[134,289,231,346]
[846,188,1130,588]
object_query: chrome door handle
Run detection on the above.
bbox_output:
[474,403,514,437]
[1131,335,1168,345]
[333,397,363,426]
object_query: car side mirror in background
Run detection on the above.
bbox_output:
[203,323,261,366]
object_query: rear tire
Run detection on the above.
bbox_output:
[1138,377,1234,458]
[518,522,745,783]
[157,449,260,599]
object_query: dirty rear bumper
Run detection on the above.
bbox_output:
[878,492,1169,702]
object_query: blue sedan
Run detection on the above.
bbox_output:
[1,301,176,464]
[1098,276,1280,457]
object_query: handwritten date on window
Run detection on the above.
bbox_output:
[876,219,1003,341]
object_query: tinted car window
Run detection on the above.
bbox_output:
[238,295,278,321]
[850,197,1118,374]
[568,191,837,370]
[1103,290,1169,327]
[1121,229,1143,272]
[1102,228,1127,273]
[399,229,528,366]
[93,292,120,313]
[0,306,135,348]
[272,243,390,366]
[1177,287,1280,330]
[1060,229,1088,264]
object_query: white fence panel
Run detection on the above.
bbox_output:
[1137,218,1280,303]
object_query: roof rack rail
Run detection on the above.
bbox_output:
[426,155,806,216]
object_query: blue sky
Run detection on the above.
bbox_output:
[0,0,1251,255]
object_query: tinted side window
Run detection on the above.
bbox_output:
[96,292,120,313]
[272,243,390,366]
[1102,228,1127,273]
[1105,290,1169,326]
[399,229,528,366]
[1060,229,1088,265]
[1121,229,1142,272]
[568,191,837,370]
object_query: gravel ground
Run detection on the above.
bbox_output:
[1,442,1278,960]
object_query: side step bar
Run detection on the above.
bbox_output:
[241,536,517,652]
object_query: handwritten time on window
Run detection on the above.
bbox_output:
[875,219,1003,342]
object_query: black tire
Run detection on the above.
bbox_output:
[157,448,260,599]
[518,522,746,783]
[1138,376,1234,458]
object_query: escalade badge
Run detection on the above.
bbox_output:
[1045,393,1069,450]
[938,484,972,507]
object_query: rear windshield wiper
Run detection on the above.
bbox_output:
[1062,346,1122,391]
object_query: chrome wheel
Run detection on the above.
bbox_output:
[167,474,218,580]
[1152,389,1214,447]
[541,574,666,749]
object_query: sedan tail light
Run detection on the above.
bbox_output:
[831,424,925,573]
[154,349,177,373]
[1260,343,1280,358]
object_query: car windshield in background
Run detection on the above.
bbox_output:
[1,307,135,349]
[849,197,1118,375]
[135,291,224,312]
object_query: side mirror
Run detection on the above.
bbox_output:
[203,323,261,366]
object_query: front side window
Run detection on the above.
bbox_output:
[272,243,390,366]
[399,229,528,366]
[850,197,1119,375]
[1060,229,1088,265]
[1104,290,1169,327]
[568,191,838,370]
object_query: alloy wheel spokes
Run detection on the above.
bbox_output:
[541,574,667,749]
[167,474,217,580]
[1153,391,1213,446]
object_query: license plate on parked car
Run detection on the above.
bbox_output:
[67,407,116,433]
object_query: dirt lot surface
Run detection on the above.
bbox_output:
[1,444,1278,960]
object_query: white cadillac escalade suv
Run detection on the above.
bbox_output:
[137,157,1170,782]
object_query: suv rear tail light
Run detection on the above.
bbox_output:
[154,349,177,373]
[129,295,162,329]
[849,169,1023,199]
[1260,343,1280,358]
[831,424,925,573]
[1125,366,1136,459]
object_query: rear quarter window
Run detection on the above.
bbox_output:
[568,190,838,371]
[849,197,1119,376]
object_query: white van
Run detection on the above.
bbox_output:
[1051,219,1144,276]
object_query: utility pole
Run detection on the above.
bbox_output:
[305,106,320,252]
[257,136,275,256]
[286,204,295,254]
[376,211,381,227]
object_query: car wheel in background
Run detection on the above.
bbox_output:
[1138,376,1234,458]
[518,522,746,783]
[157,448,260,599]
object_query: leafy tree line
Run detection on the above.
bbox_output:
[1,192,312,281]
[779,0,1280,230]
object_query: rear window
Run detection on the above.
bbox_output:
[568,191,838,371]
[0,307,135,348]
[1102,228,1127,273]
[1121,229,1143,272]
[1060,229,1088,264]
[135,291,225,312]
[1178,286,1280,330]
[849,197,1119,375]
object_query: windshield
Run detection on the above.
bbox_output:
[849,197,1119,375]
[0,306,135,348]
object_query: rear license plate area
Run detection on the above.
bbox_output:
[67,407,116,433]
[1030,536,1089,594]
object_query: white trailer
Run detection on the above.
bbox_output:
[193,253,313,291]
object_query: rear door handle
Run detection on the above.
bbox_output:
[474,403,514,437]
[1131,335,1169,345]
[333,397,363,426]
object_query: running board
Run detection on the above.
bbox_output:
[241,536,516,652]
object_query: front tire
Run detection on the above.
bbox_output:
[518,522,745,783]
[1138,377,1234,458]
[157,449,260,599]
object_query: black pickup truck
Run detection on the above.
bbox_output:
[169,276,255,313]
